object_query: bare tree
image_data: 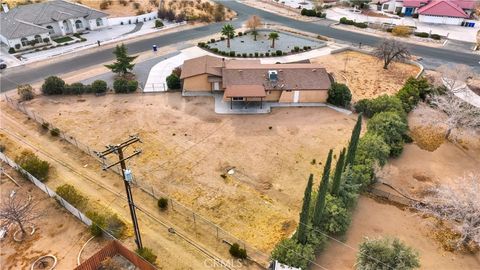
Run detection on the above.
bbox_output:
[246,15,262,41]
[415,173,480,250]
[435,64,475,93]
[429,93,480,139]
[0,194,41,239]
[374,39,410,69]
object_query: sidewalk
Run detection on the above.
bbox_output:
[4,20,185,67]
[144,43,345,92]
[325,7,479,43]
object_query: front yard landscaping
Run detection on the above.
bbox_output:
[53,36,74,43]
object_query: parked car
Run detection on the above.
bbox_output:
[0,59,6,69]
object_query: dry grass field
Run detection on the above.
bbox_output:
[311,51,421,101]
[11,93,358,252]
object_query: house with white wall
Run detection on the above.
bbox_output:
[376,0,475,25]
[0,0,108,50]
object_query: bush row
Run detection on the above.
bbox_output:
[15,150,50,182]
[41,76,108,95]
[414,32,441,40]
[301,8,326,18]
[199,43,312,58]
[339,17,367,28]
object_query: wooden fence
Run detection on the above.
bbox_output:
[75,240,157,270]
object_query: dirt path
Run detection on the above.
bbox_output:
[0,104,229,269]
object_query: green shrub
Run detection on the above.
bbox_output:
[229,243,247,259]
[198,42,205,47]
[50,128,60,137]
[265,52,270,57]
[65,82,85,95]
[367,111,408,157]
[336,167,361,209]
[136,247,157,265]
[249,53,253,57]
[41,76,65,95]
[355,132,390,167]
[357,237,420,270]
[15,150,50,182]
[340,17,354,25]
[86,211,106,237]
[254,52,259,57]
[157,197,168,210]
[430,34,441,40]
[8,47,15,54]
[276,50,283,56]
[405,77,431,101]
[166,74,180,90]
[327,83,352,108]
[354,22,368,28]
[56,184,88,209]
[126,80,138,92]
[294,46,300,52]
[414,32,429,38]
[229,51,236,57]
[396,83,420,112]
[354,95,405,118]
[271,238,315,270]
[41,122,49,130]
[155,19,164,28]
[113,78,136,93]
[320,194,351,235]
[91,80,108,94]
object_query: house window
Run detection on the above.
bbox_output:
[34,35,42,43]
[232,97,244,101]
[21,38,28,46]
[75,20,83,29]
[96,18,103,27]
[395,7,402,13]
[383,4,389,10]
[46,25,54,34]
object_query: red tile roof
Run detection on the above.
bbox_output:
[418,0,469,18]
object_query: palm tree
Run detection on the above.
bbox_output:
[221,24,235,48]
[268,32,279,48]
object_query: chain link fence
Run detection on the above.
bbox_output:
[3,95,270,267]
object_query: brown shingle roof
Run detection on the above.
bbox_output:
[224,85,266,98]
[180,55,223,79]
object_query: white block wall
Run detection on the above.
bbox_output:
[108,11,157,26]
[419,15,464,25]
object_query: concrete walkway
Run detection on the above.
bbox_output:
[143,43,346,92]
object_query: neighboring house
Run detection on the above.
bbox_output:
[0,0,108,50]
[180,56,332,107]
[376,0,474,25]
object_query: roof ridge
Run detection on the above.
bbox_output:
[15,18,49,29]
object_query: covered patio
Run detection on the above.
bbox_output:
[224,85,267,110]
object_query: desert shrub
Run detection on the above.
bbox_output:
[409,125,444,152]
[355,132,390,167]
[391,26,412,37]
[354,95,405,118]
[99,0,109,9]
[320,194,351,235]
[41,76,65,95]
[132,2,140,9]
[367,111,408,157]
[198,42,205,47]
[339,17,354,25]
[354,22,368,28]
[271,238,314,270]
[8,47,15,53]
[91,80,107,94]
[15,150,50,182]
[327,83,352,108]
[0,144,5,153]
[229,243,247,259]
[50,128,60,137]
[56,184,88,209]
[157,197,168,210]
[65,82,85,95]
[106,214,126,238]
[136,247,157,265]
[213,3,226,22]
[17,84,34,101]
[166,74,180,90]
[356,237,420,270]
[414,32,429,38]
[41,122,49,130]
[238,31,243,36]
[430,34,441,40]
[276,50,283,56]
[87,211,107,237]
[155,20,164,28]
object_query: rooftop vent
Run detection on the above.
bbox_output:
[268,70,278,81]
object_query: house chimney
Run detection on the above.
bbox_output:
[2,3,9,13]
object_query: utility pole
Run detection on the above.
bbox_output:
[94,135,143,250]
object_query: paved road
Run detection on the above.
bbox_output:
[1,0,478,91]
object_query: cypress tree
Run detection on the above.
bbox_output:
[344,113,362,170]
[297,174,314,245]
[331,148,346,196]
[313,149,333,228]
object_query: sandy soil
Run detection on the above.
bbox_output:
[315,196,480,269]
[242,0,317,22]
[311,51,420,101]
[7,93,357,252]
[0,165,107,270]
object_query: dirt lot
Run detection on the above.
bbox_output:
[0,165,107,269]
[311,51,420,101]
[315,196,480,269]
[5,93,358,252]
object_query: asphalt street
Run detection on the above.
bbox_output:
[0,0,478,91]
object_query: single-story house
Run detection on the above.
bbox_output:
[180,56,332,108]
[0,0,108,50]
[377,0,474,25]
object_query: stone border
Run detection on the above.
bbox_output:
[30,255,57,270]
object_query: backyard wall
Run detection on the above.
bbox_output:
[418,15,464,25]
[108,11,158,26]
[183,74,212,92]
